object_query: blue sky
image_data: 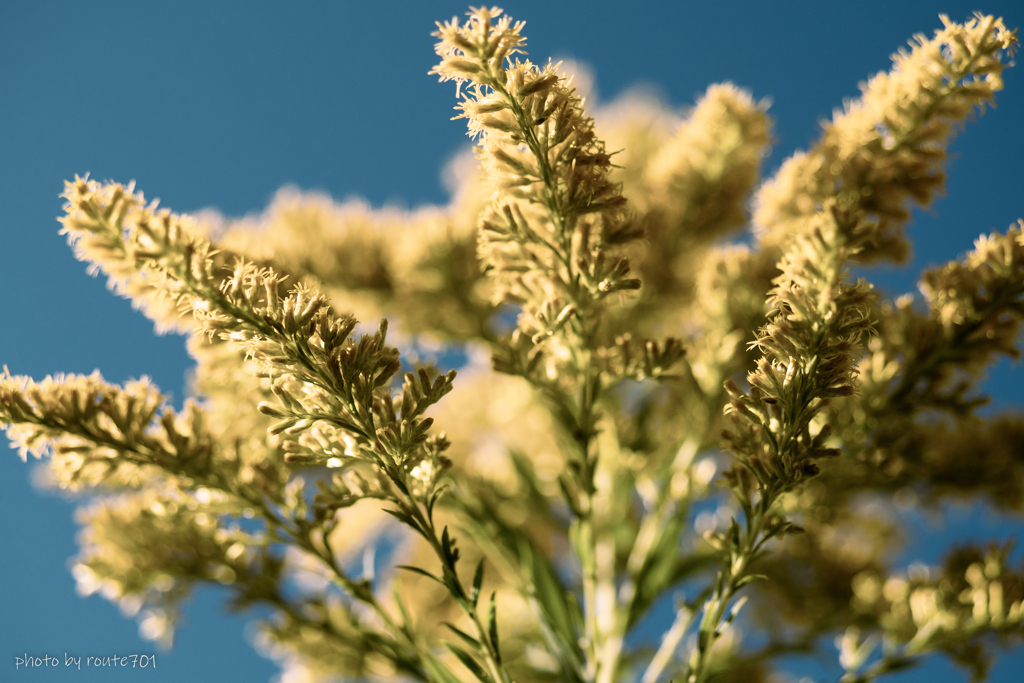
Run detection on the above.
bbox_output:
[1,1,1021,681]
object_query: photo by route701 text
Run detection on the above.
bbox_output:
[14,652,156,670]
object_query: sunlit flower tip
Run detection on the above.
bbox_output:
[437,58,482,80]
[517,72,557,97]
[139,609,172,644]
[119,594,143,617]
[434,22,476,55]
[71,563,101,597]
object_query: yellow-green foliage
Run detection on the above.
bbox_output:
[3,7,1023,683]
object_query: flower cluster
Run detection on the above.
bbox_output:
[722,205,877,492]
[212,186,495,341]
[756,14,1017,261]
[433,6,643,345]
[842,544,1024,682]
[73,488,278,648]
[827,222,1024,502]
[0,371,228,491]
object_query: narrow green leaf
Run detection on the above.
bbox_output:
[393,583,412,627]
[728,518,741,555]
[424,656,464,683]
[427,484,449,522]
[395,565,443,584]
[441,525,460,566]
[487,591,502,663]
[382,507,424,536]
[509,450,547,502]
[557,475,581,516]
[886,658,915,672]
[443,622,482,652]
[445,643,492,683]
[324,415,366,436]
[444,567,469,604]
[737,573,770,589]
[390,472,412,496]
[723,595,749,626]
[522,539,580,657]
[471,559,485,607]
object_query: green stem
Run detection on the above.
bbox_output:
[485,67,609,682]
[403,490,515,683]
[264,585,431,682]
[687,491,773,683]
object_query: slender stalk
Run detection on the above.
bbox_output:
[483,62,609,682]
[401,489,515,683]
[263,584,431,682]
[687,492,773,683]
[642,603,694,683]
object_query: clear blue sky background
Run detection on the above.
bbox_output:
[1,1,1021,681]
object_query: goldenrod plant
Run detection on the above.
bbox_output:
[3,7,1023,683]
